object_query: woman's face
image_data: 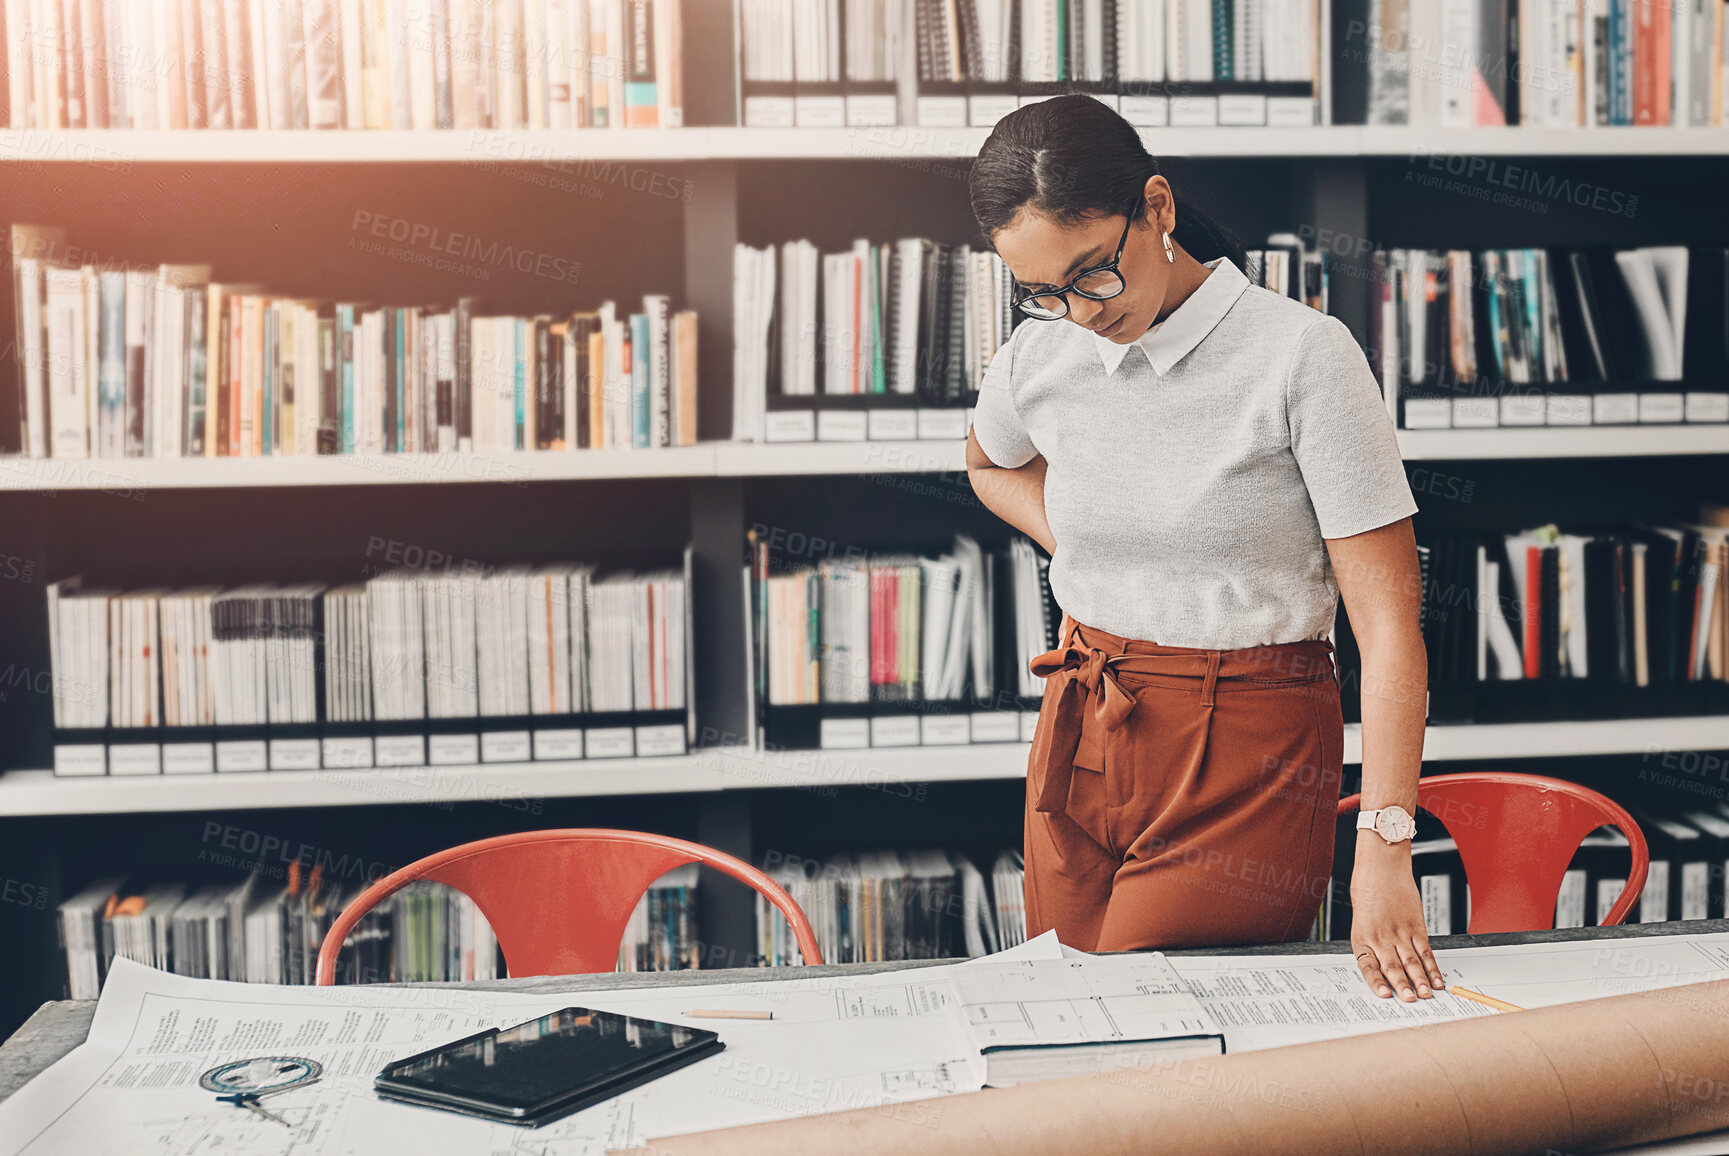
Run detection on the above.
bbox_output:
[991,184,1175,343]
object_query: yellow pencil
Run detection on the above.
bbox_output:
[684,1009,774,1021]
[1447,986,1524,1013]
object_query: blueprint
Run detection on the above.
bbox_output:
[950,953,1217,1050]
[0,948,1024,1156]
[11,930,1729,1156]
[1166,929,1729,1052]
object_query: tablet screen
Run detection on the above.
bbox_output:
[379,1007,717,1114]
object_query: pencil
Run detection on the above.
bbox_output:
[685,1009,774,1020]
[1447,986,1524,1013]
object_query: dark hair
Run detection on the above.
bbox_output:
[968,94,1243,270]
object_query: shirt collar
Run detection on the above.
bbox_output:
[1092,257,1250,377]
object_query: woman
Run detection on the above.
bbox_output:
[965,95,1438,1003]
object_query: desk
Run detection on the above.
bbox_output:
[8,917,1729,1107]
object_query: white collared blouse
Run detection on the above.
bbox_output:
[971,257,1417,650]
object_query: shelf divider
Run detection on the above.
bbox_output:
[4,717,1728,816]
[11,127,1729,164]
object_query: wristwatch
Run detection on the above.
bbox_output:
[1356,805,1417,844]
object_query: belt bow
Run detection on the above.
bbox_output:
[1028,635,1140,814]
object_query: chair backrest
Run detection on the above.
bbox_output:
[1338,772,1649,934]
[315,828,824,984]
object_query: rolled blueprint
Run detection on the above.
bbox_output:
[616,978,1729,1155]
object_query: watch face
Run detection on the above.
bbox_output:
[1376,807,1415,841]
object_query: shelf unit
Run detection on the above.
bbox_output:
[12,126,1729,162]
[4,8,1729,1043]
[0,425,1721,492]
[2,716,1724,817]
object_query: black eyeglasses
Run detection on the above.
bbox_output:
[1010,210,1137,321]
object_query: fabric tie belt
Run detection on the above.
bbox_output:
[1028,618,1334,815]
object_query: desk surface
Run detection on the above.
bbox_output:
[7,919,1728,1105]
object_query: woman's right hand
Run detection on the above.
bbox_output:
[966,431,1055,552]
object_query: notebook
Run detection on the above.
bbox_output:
[950,954,1225,1085]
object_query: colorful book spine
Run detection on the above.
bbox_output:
[513,317,527,450]
[397,308,410,452]
[97,272,126,460]
[336,305,355,453]
[455,297,476,450]
[1213,0,1234,80]
[630,311,650,447]
[646,294,670,448]
[263,305,276,455]
[623,0,656,126]
[1609,0,1633,124]
[186,292,207,456]
[587,327,605,449]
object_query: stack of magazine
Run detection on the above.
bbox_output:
[924,0,1320,129]
[756,842,1327,979]
[756,848,1027,965]
[744,532,1060,749]
[10,224,698,461]
[2,0,684,131]
[738,0,1321,128]
[57,864,704,997]
[45,555,692,775]
[616,863,701,972]
[1365,0,1729,128]
[55,868,496,998]
[1334,507,1729,727]
[732,235,1015,443]
[1245,234,1329,313]
[1368,245,1727,430]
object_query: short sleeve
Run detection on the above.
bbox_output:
[1286,315,1418,539]
[970,324,1037,468]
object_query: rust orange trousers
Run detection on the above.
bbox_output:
[1024,616,1344,951]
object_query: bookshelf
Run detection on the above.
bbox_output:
[1394,428,1729,462]
[4,715,1723,817]
[0,446,721,489]
[0,427,1720,493]
[14,127,1729,164]
[3,1,1729,1044]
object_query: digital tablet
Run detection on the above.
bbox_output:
[374,1007,724,1127]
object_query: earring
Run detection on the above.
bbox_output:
[1162,232,1176,263]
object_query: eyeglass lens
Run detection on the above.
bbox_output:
[1019,268,1126,319]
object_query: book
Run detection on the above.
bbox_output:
[10,224,696,457]
[1614,247,1689,381]
[1335,511,1729,731]
[11,224,68,458]
[752,532,1033,728]
[954,953,1225,1085]
[53,871,596,993]
[1,0,692,129]
[671,307,697,446]
[737,233,1013,442]
[622,0,656,125]
[645,293,671,446]
[628,311,649,447]
[43,264,89,459]
[1367,244,1725,429]
[1366,0,1729,125]
[47,558,688,764]
[758,847,1025,966]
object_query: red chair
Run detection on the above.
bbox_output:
[314,828,824,984]
[1338,771,1649,933]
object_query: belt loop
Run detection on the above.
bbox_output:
[1201,650,1221,708]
